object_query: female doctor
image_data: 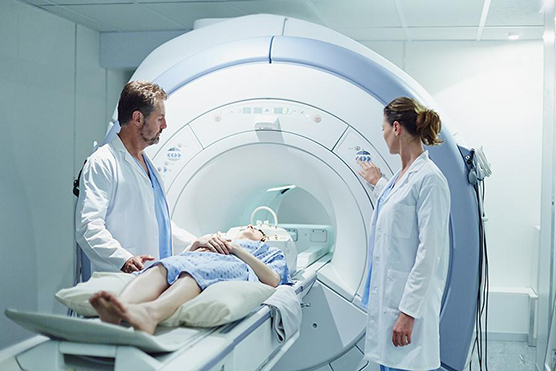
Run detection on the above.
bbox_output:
[358,97,451,371]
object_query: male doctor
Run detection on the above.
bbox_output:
[76,81,231,273]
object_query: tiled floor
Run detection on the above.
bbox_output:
[467,340,537,371]
[318,340,539,371]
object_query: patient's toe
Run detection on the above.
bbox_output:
[89,292,101,306]
[103,292,126,312]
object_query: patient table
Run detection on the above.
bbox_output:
[2,267,317,371]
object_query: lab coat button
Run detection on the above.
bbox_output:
[150,207,154,212]
[374,256,380,262]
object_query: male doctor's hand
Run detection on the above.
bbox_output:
[358,160,382,186]
[392,312,415,347]
[121,255,155,273]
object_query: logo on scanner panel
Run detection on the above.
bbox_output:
[167,147,182,161]
[355,150,372,162]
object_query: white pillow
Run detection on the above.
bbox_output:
[55,272,276,327]
[55,272,134,317]
[166,280,275,327]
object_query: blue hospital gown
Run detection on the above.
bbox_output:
[148,239,291,290]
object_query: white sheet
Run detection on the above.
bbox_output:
[262,285,302,343]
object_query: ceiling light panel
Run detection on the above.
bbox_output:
[485,0,544,26]
[399,0,485,27]
[52,3,182,31]
[308,0,400,28]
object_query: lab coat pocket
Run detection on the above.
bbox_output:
[383,203,415,239]
[385,269,410,313]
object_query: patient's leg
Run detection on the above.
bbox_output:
[122,273,201,334]
[142,272,202,324]
[90,264,169,325]
[118,264,170,304]
[92,272,201,334]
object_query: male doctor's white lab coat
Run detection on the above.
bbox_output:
[365,151,451,370]
[75,136,196,273]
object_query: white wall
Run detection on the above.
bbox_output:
[0,0,130,350]
[362,40,543,339]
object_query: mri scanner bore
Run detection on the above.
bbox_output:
[4,14,489,371]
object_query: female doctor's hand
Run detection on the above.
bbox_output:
[392,312,415,347]
[358,160,382,186]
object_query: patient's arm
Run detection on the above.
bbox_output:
[230,243,281,287]
[184,234,232,255]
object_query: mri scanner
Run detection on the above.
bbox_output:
[2,14,483,371]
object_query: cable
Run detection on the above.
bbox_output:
[469,178,489,371]
[68,205,77,317]
[481,181,490,371]
[68,175,84,318]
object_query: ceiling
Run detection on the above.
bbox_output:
[19,0,546,41]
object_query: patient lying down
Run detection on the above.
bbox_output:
[90,226,290,334]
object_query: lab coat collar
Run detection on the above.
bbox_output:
[145,155,165,192]
[111,135,151,183]
[383,150,429,203]
[407,150,429,174]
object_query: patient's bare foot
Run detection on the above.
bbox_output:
[90,291,158,334]
[89,291,126,325]
[119,304,158,335]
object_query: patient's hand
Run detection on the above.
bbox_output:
[195,247,213,253]
[228,243,243,256]
[190,234,232,255]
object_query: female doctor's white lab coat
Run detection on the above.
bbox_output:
[75,136,196,273]
[364,151,451,370]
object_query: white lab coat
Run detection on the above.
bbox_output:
[364,151,451,370]
[75,136,196,273]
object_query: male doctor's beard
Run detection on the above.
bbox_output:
[140,124,161,146]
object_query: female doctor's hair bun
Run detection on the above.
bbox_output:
[416,108,443,146]
[384,97,443,146]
